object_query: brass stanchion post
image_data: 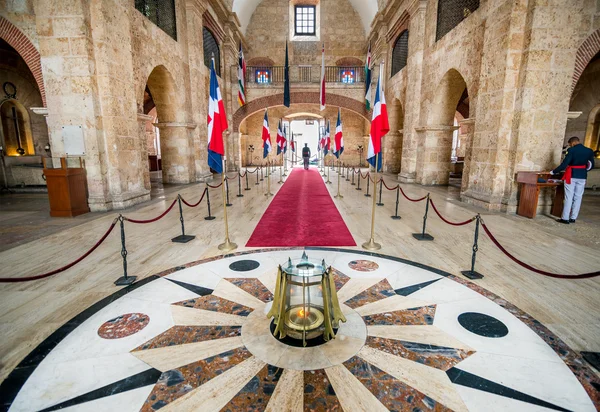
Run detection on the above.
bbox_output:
[362,153,381,251]
[326,155,332,184]
[218,164,237,252]
[265,160,273,197]
[278,153,283,184]
[334,168,343,199]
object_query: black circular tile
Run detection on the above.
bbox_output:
[229,259,260,272]
[458,312,509,338]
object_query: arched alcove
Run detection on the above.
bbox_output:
[0,99,34,156]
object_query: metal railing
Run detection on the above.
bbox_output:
[243,65,364,85]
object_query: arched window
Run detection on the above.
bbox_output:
[203,27,221,76]
[0,100,34,156]
[436,0,480,41]
[391,30,409,78]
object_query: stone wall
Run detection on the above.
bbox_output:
[244,0,367,66]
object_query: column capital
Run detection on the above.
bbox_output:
[459,117,476,125]
[415,125,460,132]
[153,122,197,130]
[30,107,49,116]
[137,113,153,122]
[566,111,582,120]
[407,0,427,17]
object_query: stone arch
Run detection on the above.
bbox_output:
[0,17,45,107]
[142,65,193,184]
[233,92,370,132]
[572,29,600,91]
[429,68,469,125]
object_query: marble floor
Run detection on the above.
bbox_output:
[0,165,599,411]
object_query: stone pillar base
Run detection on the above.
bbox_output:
[196,171,213,183]
[398,172,416,183]
[88,189,151,212]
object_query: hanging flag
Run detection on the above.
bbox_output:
[365,43,373,111]
[324,120,330,155]
[320,43,326,111]
[284,41,290,107]
[319,123,325,152]
[262,110,272,158]
[237,42,246,106]
[290,131,295,152]
[367,62,389,171]
[276,119,285,155]
[334,108,344,158]
[207,58,228,174]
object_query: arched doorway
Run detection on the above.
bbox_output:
[142,65,194,185]
[418,68,469,186]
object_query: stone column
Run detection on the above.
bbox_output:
[398,0,427,183]
[414,125,459,185]
[137,113,153,191]
[458,118,475,193]
[153,122,197,183]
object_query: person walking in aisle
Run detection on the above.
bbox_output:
[550,136,595,224]
[302,143,311,170]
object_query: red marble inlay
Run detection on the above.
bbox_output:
[344,356,452,411]
[331,268,350,291]
[304,369,341,411]
[173,295,254,316]
[344,279,396,309]
[97,313,149,339]
[140,347,252,411]
[366,336,475,371]
[362,305,437,326]
[220,364,283,411]
[348,260,379,272]
[225,278,273,302]
[132,325,241,352]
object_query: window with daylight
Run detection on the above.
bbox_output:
[203,27,221,76]
[255,69,271,84]
[134,0,177,40]
[391,30,409,77]
[436,0,480,41]
[340,69,355,84]
[295,6,316,35]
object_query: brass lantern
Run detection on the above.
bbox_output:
[267,252,346,346]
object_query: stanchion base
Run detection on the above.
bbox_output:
[245,188,252,191]
[350,182,355,185]
[265,193,274,197]
[204,216,216,221]
[226,203,233,207]
[334,194,344,199]
[172,235,196,243]
[114,276,137,286]
[412,233,434,241]
[391,215,402,220]
[218,239,238,252]
[260,179,264,181]
[364,193,371,197]
[362,238,381,251]
[237,194,244,197]
[461,270,484,280]
[376,202,384,206]
[326,181,332,184]
[355,187,362,191]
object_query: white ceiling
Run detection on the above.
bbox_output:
[232,0,377,35]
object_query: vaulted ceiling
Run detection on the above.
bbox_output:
[232,0,377,35]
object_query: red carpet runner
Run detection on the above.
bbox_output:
[246,167,356,247]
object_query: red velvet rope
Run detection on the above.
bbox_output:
[180,188,207,208]
[399,187,427,202]
[382,180,399,191]
[481,222,600,279]
[0,219,118,283]
[124,198,177,224]
[206,182,223,189]
[245,167,259,174]
[429,199,476,226]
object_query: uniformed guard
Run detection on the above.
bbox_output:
[550,136,595,224]
[302,143,311,170]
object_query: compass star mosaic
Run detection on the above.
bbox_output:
[2,249,598,411]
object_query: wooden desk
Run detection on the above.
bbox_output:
[43,157,90,217]
[516,171,563,218]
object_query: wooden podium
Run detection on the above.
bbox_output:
[516,171,563,218]
[43,157,90,217]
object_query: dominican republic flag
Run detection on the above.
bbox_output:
[276,120,286,155]
[320,43,326,111]
[284,41,290,107]
[365,43,373,111]
[319,124,325,152]
[237,42,246,106]
[262,110,272,158]
[290,132,295,152]
[367,62,389,171]
[334,108,344,158]
[323,120,331,155]
[283,124,288,154]
[207,58,228,174]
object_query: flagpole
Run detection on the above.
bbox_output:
[362,152,380,250]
